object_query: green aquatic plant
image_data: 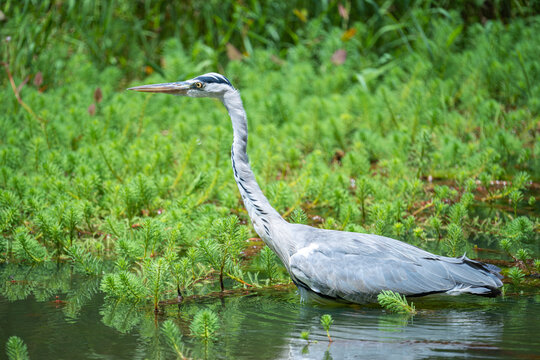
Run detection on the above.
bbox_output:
[356,177,372,225]
[140,218,163,258]
[410,129,434,178]
[161,320,188,360]
[516,249,532,269]
[289,208,308,225]
[168,257,194,298]
[444,223,464,258]
[12,227,47,263]
[320,314,334,342]
[144,258,169,312]
[377,290,417,315]
[507,267,525,287]
[0,3,539,312]
[100,271,146,302]
[190,309,219,341]
[428,215,443,240]
[259,246,280,285]
[65,244,102,275]
[122,175,157,220]
[5,336,29,360]
[509,190,524,217]
[62,204,82,246]
[197,215,247,291]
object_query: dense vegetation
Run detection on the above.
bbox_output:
[1,2,539,355]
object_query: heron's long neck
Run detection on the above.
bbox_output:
[222,90,284,239]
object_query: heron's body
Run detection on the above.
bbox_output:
[129,73,503,304]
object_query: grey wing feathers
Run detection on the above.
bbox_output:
[288,225,502,303]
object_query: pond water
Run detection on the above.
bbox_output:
[1,267,539,360]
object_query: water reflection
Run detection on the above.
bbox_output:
[0,264,539,359]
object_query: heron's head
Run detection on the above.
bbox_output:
[127,73,234,98]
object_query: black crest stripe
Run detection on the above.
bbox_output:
[195,74,233,87]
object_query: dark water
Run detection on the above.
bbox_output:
[1,266,539,360]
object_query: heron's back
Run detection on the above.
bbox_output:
[286,224,502,303]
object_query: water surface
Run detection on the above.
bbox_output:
[1,266,539,359]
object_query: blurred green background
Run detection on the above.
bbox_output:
[2,0,540,86]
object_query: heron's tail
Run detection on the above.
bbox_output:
[444,255,503,297]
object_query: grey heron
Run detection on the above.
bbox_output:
[128,73,503,304]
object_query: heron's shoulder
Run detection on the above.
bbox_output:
[288,223,434,258]
[288,223,395,244]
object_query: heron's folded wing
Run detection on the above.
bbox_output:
[288,230,459,303]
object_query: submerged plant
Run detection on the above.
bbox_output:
[377,290,417,315]
[320,314,334,342]
[161,320,187,360]
[190,309,219,341]
[5,336,29,360]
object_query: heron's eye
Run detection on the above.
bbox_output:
[195,82,203,89]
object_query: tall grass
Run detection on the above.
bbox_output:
[2,0,539,83]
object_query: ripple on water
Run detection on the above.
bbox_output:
[1,284,539,359]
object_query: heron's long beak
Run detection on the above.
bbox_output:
[127,81,191,95]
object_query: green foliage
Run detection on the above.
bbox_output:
[197,215,247,291]
[509,190,524,217]
[144,258,169,311]
[190,309,219,341]
[289,208,308,224]
[507,267,525,287]
[12,227,47,263]
[0,1,538,311]
[161,320,187,360]
[169,257,195,296]
[65,244,102,275]
[300,331,310,341]
[320,314,334,342]
[122,175,157,220]
[100,271,146,302]
[5,336,29,360]
[377,290,417,315]
[259,246,281,284]
[139,218,163,258]
[445,223,464,257]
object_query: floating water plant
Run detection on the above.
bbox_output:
[377,290,417,315]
